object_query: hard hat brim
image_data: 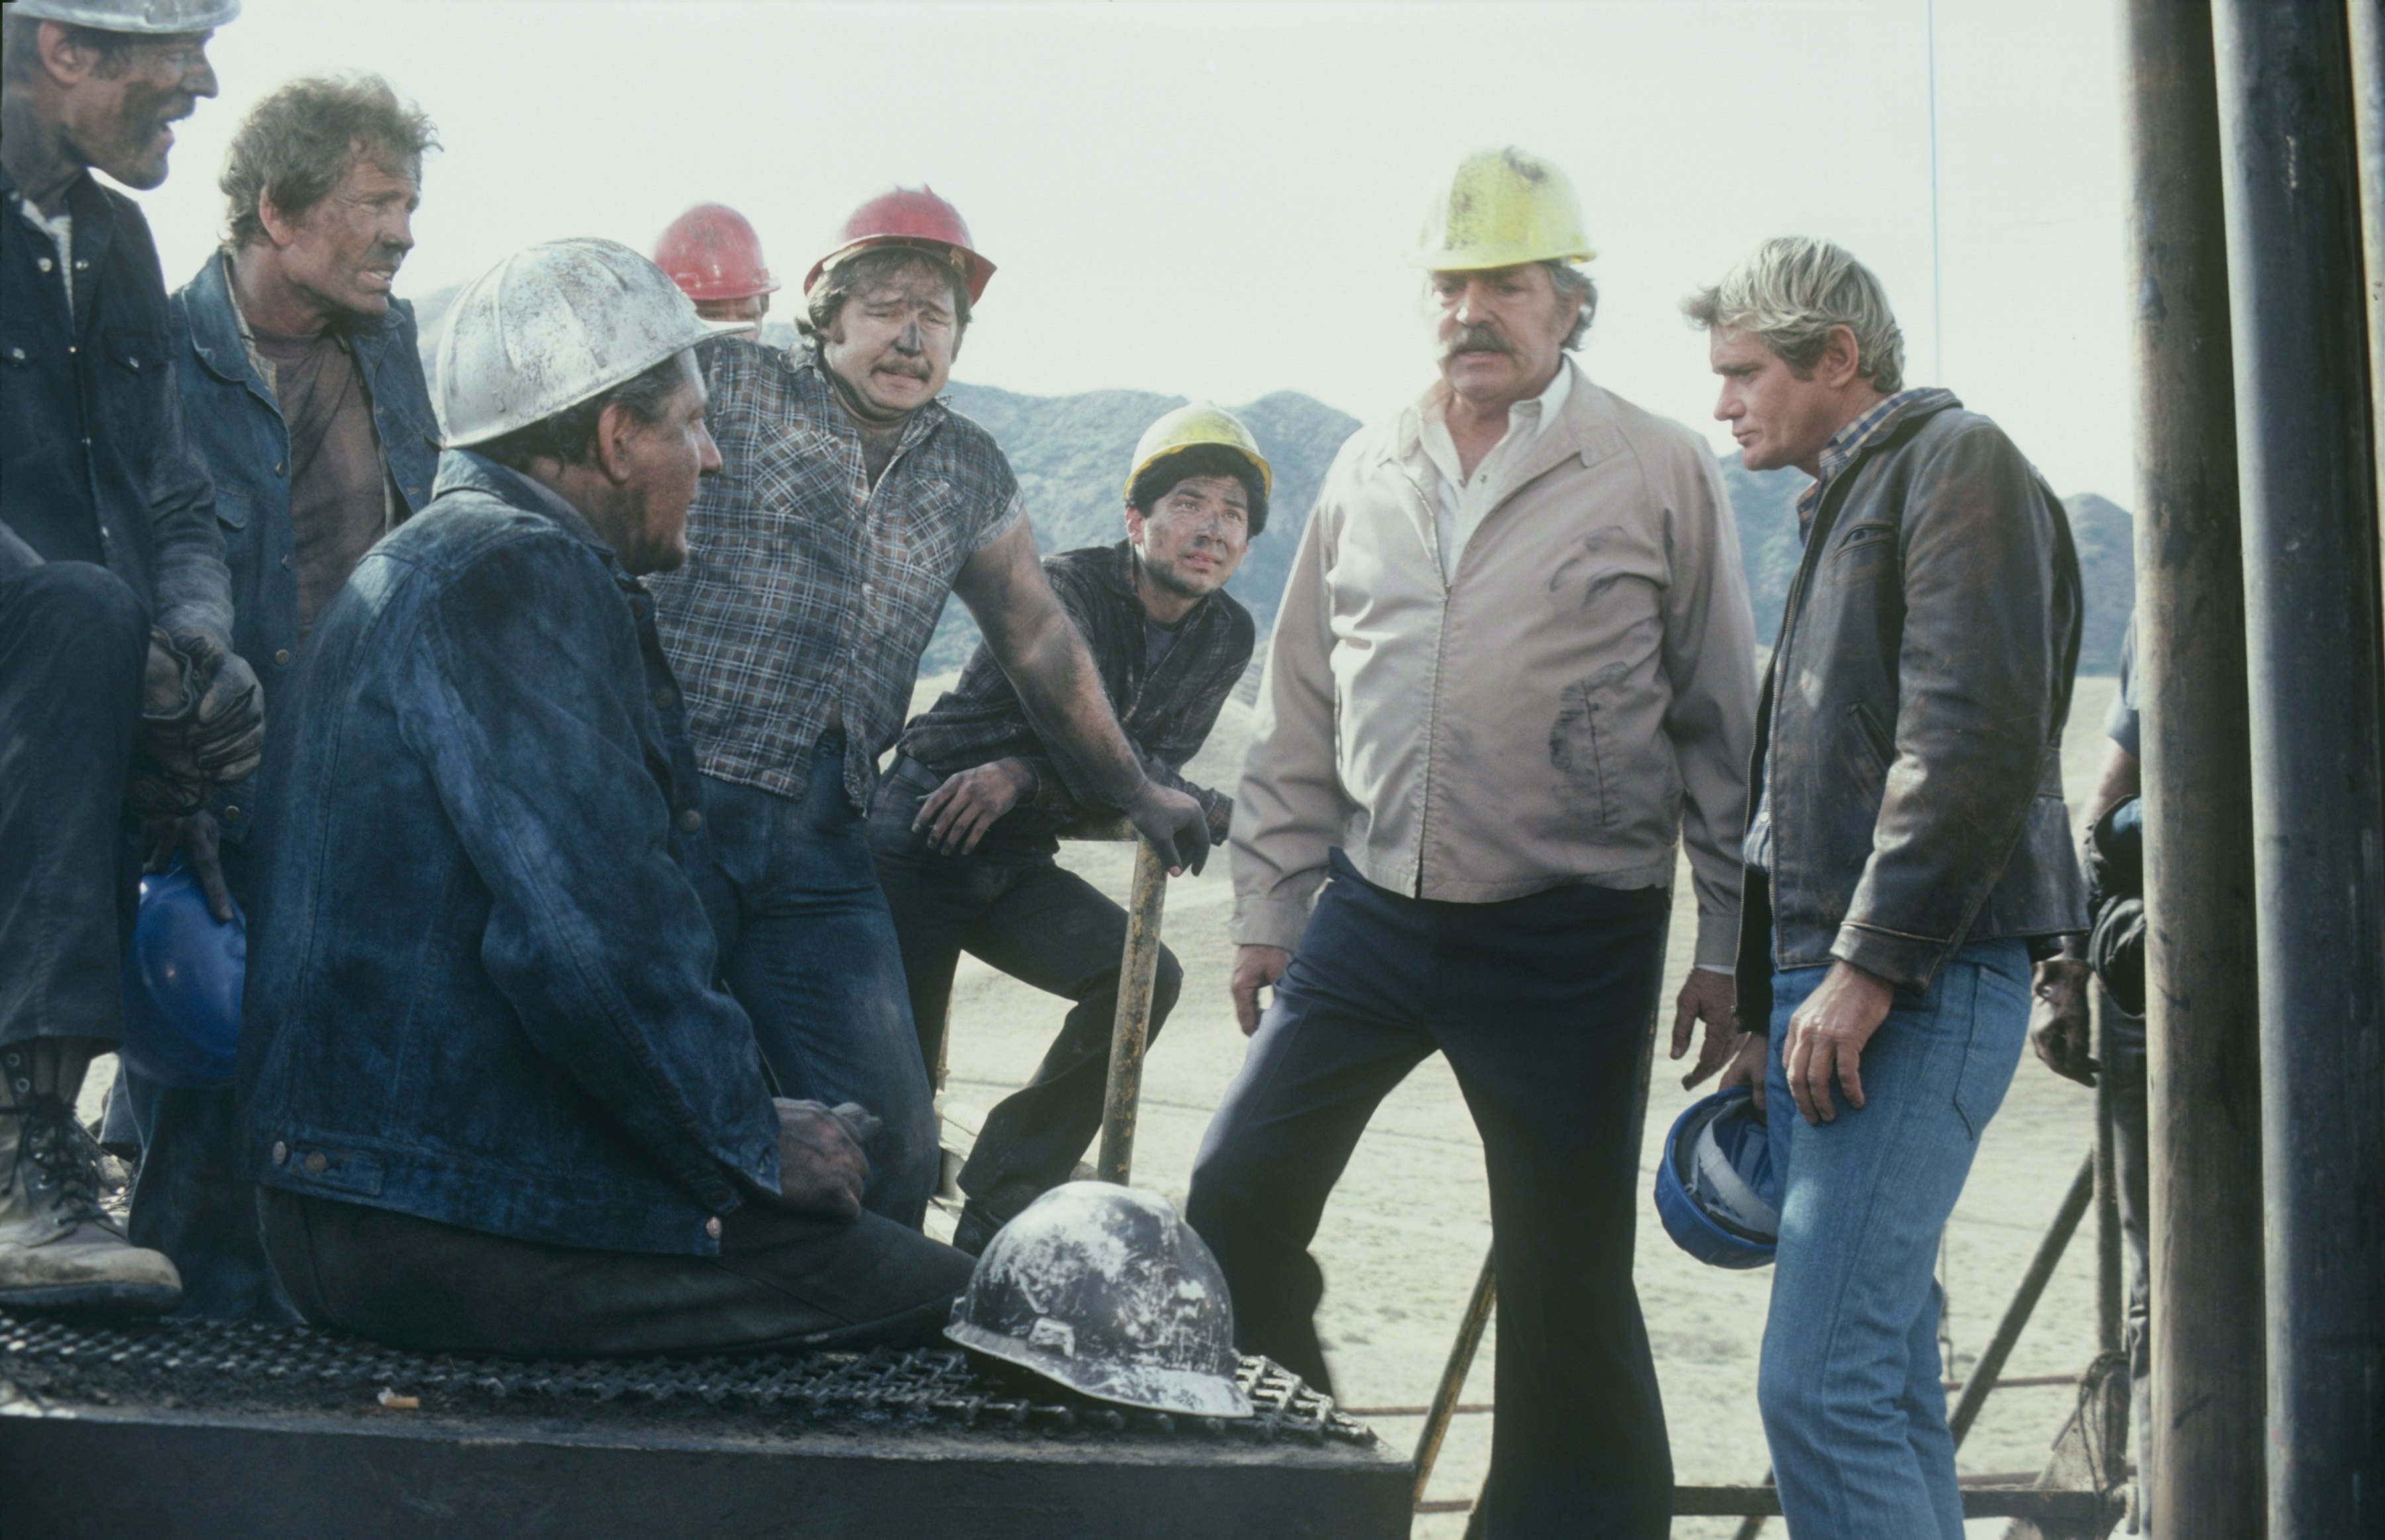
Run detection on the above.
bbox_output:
[1405,242,1599,272]
[945,1320,1257,1419]
[802,237,995,305]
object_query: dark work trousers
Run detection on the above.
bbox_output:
[865,759,1183,1217]
[1185,850,1673,1540]
[2102,988,2150,1512]
[0,562,148,1049]
[260,1188,977,1359]
[700,731,939,1229]
[116,821,293,1320]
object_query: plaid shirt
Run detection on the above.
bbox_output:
[649,341,1026,805]
[894,540,1253,843]
[1746,387,1961,871]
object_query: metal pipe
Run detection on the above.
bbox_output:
[1094,837,1169,1185]
[2352,0,2385,611]
[1946,1150,2094,1447]
[2116,2,2272,1534]
[2213,5,2385,1535]
[1410,1247,1496,1510]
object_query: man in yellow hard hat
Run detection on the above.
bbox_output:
[869,403,1267,1253]
[1186,147,1759,1537]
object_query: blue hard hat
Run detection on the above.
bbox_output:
[1655,1086,1780,1269]
[119,856,244,1090]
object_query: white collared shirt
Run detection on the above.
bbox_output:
[1414,360,1573,584]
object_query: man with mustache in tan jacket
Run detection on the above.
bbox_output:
[1184,148,1758,1540]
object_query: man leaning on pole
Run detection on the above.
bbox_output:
[1185,147,1758,1539]
[1690,238,2085,1539]
[645,186,1213,1229]
[0,0,255,1317]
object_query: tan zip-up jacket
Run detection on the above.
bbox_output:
[1231,360,1758,966]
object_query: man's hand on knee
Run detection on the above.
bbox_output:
[764,1099,871,1219]
[1229,945,1291,1038]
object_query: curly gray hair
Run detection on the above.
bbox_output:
[1682,236,1905,393]
[219,74,437,248]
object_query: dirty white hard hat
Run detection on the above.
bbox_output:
[9,0,241,33]
[435,238,743,450]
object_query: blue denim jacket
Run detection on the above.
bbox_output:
[242,451,782,1255]
[169,252,442,849]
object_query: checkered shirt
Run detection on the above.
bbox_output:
[648,341,1026,806]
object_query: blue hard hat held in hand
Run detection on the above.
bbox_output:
[119,856,245,1090]
[1656,1086,1780,1269]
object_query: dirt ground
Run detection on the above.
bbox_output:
[926,674,2123,1538]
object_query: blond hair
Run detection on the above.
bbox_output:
[1683,236,1905,393]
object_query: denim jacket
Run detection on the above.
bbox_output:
[1735,402,2086,1028]
[170,252,441,848]
[1,168,231,639]
[242,451,782,1256]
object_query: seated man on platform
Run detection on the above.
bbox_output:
[868,404,1265,1253]
[239,238,973,1357]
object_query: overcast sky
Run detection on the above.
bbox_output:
[134,0,2134,500]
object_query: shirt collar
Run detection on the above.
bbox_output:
[1795,385,1961,534]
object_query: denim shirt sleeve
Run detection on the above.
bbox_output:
[401,532,781,1208]
[146,356,236,644]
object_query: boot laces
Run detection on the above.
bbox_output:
[3,1096,118,1231]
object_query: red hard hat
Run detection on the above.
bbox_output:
[803,185,996,305]
[654,203,780,303]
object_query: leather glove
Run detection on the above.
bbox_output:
[138,628,265,782]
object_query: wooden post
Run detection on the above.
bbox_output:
[2115,1,2270,1533]
[1094,837,1169,1186]
[1410,1249,1497,1511]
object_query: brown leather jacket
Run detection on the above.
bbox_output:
[1736,399,2086,1028]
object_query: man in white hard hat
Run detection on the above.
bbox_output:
[647,187,1213,1231]
[238,240,975,1356]
[870,403,1267,1253]
[109,74,443,1323]
[0,0,252,1318]
[1185,147,1758,1537]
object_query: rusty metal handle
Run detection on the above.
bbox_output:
[1412,1247,1497,1509]
[1094,836,1169,1185]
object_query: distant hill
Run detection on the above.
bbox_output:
[407,299,2131,678]
[1719,453,2133,676]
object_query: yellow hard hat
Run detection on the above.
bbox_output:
[1123,402,1273,502]
[1408,146,1597,271]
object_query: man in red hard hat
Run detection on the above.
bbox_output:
[647,185,1212,1233]
[655,202,777,334]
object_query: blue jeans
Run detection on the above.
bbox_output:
[1187,852,1673,1540]
[701,737,937,1227]
[1757,939,2031,1540]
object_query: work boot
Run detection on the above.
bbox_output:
[951,1180,1045,1258]
[0,1040,182,1314]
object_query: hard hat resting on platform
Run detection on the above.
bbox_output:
[1655,1086,1779,1270]
[118,856,244,1090]
[804,185,995,305]
[9,0,240,32]
[653,203,780,303]
[435,238,743,449]
[945,1182,1253,1418]
[1123,403,1273,503]
[1408,146,1597,272]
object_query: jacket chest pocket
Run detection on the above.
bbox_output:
[99,328,168,437]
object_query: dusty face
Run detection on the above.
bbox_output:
[58,30,219,191]
[608,356,720,576]
[1428,262,1575,407]
[821,258,961,415]
[694,293,768,328]
[269,149,419,322]
[1708,326,1847,474]
[1128,472,1251,603]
